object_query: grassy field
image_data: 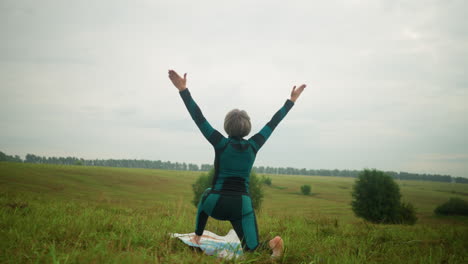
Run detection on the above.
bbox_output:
[1,162,467,263]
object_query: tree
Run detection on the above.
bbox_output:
[191,169,264,210]
[454,177,468,184]
[300,184,311,195]
[351,169,416,224]
[0,152,22,162]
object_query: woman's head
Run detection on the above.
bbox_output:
[224,109,251,138]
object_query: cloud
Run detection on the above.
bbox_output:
[0,0,467,177]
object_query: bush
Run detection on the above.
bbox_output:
[396,202,418,225]
[301,184,311,195]
[261,175,272,186]
[351,169,417,224]
[249,171,264,210]
[191,170,213,207]
[434,197,468,216]
[191,169,264,210]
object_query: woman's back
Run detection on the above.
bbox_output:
[212,137,257,194]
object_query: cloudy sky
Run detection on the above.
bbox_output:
[1,0,467,177]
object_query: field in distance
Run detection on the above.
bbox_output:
[1,162,467,263]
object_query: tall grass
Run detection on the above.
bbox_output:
[1,162,467,263]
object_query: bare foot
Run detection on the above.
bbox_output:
[190,235,201,245]
[269,236,284,257]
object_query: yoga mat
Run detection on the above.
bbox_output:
[171,229,243,259]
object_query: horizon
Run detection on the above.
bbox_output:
[0,150,457,178]
[1,0,467,177]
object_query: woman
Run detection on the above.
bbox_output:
[168,69,306,257]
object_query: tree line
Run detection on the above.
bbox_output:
[252,166,461,183]
[1,151,467,184]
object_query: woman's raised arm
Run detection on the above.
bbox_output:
[168,69,227,149]
[248,84,306,153]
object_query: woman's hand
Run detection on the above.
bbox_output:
[290,84,306,103]
[168,69,187,91]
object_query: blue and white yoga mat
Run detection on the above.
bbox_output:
[171,229,243,259]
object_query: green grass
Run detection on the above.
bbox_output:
[1,162,467,263]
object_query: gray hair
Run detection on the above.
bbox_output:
[224,109,251,138]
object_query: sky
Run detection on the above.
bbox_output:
[1,0,467,177]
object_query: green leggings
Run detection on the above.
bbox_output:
[195,188,268,251]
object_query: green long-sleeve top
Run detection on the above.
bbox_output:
[179,88,294,194]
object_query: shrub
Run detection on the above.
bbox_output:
[396,202,418,225]
[434,197,468,216]
[191,169,264,210]
[191,170,213,207]
[301,184,311,195]
[249,171,264,210]
[261,175,272,186]
[352,169,417,224]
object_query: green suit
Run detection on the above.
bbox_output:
[179,88,294,251]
